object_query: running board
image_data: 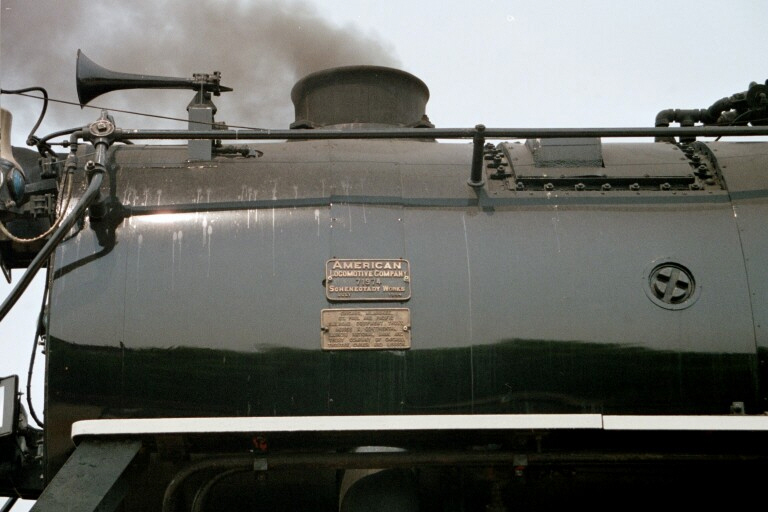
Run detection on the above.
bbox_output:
[71,414,768,441]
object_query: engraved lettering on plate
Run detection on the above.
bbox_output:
[321,308,411,350]
[326,259,411,301]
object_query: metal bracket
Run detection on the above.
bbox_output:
[467,124,486,187]
[187,92,217,161]
[30,439,142,512]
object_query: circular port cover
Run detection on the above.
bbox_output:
[644,260,700,310]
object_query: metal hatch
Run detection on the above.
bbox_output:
[498,139,721,192]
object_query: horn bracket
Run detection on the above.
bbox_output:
[191,72,229,96]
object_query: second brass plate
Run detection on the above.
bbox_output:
[321,308,411,350]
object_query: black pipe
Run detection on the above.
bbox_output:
[25,267,48,428]
[0,170,104,323]
[161,448,765,512]
[112,125,768,141]
[705,96,734,124]
[654,110,719,142]
[654,109,675,128]
[190,468,249,512]
[162,457,253,512]
[468,124,486,187]
[656,86,744,129]
[654,109,706,128]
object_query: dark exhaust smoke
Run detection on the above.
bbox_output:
[0,0,400,136]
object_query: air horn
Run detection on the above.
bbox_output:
[75,50,232,106]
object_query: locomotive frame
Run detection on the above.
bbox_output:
[2,54,768,511]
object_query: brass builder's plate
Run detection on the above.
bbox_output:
[326,259,411,302]
[321,308,411,350]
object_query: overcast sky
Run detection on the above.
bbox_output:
[1,0,767,508]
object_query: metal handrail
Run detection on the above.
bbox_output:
[106,125,768,141]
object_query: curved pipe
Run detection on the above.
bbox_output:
[705,96,733,124]
[162,456,253,512]
[161,450,516,512]
[0,169,104,323]
[654,108,706,128]
[159,448,739,511]
[25,267,49,428]
[654,109,707,142]
[190,468,251,512]
[656,93,741,129]
[654,109,676,128]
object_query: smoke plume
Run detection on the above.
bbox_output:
[0,0,399,140]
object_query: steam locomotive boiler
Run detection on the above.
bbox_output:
[1,52,768,511]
